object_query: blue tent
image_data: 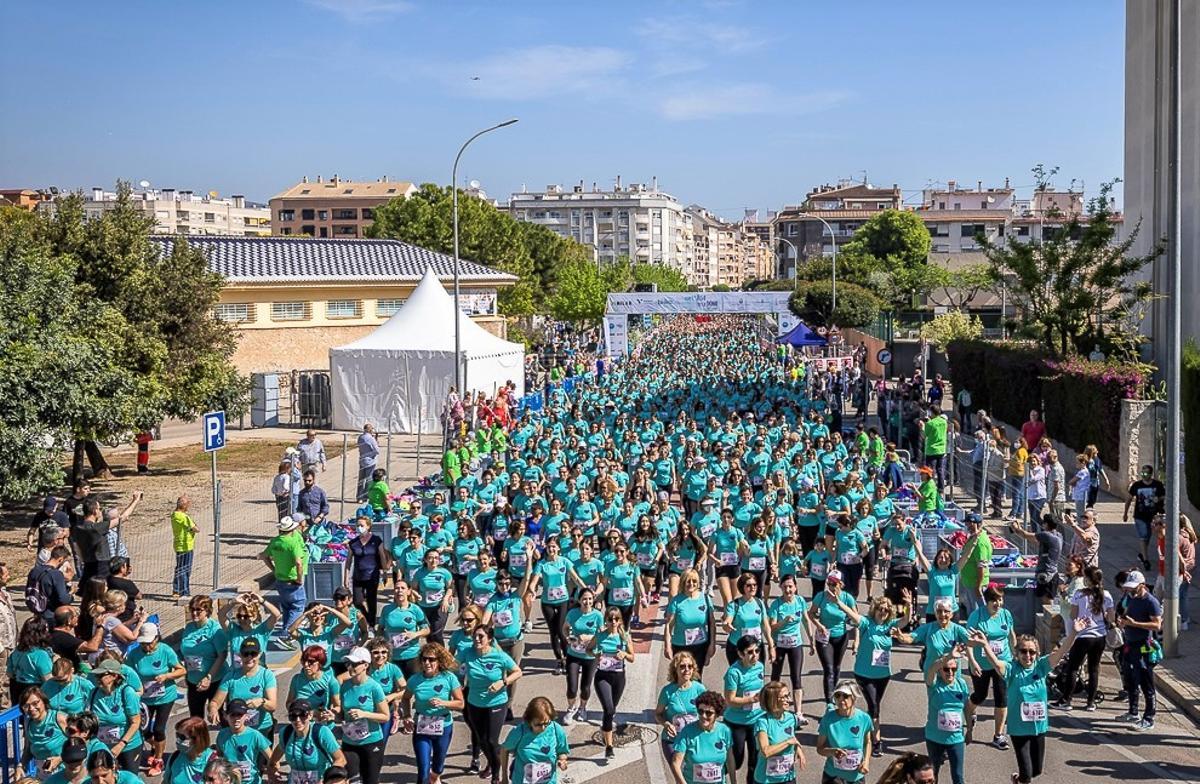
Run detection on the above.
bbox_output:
[776,321,827,347]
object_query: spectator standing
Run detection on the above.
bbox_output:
[356,424,380,502]
[296,471,330,526]
[172,495,198,598]
[1067,454,1092,520]
[27,497,68,552]
[922,407,948,491]
[261,517,308,644]
[106,559,141,621]
[1123,465,1165,571]
[103,493,142,562]
[1009,517,1062,607]
[0,563,15,708]
[71,500,111,584]
[297,430,327,475]
[50,606,103,669]
[1082,445,1110,509]
[1046,451,1067,525]
[25,546,73,623]
[1066,510,1101,568]
[955,387,972,431]
[1006,438,1029,523]
[1019,410,1046,454]
[272,461,293,522]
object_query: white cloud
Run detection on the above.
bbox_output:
[637,16,768,55]
[444,45,632,101]
[659,84,849,121]
[304,0,412,22]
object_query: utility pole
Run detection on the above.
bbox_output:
[1163,0,1182,657]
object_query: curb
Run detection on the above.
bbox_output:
[1156,667,1200,727]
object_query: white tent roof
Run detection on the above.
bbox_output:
[335,267,522,359]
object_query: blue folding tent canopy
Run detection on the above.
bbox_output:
[776,321,828,347]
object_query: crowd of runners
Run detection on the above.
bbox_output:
[11,314,1179,784]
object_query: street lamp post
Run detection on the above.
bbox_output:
[777,237,800,285]
[794,212,839,313]
[452,118,519,392]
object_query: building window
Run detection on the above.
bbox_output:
[271,302,309,322]
[334,208,357,220]
[361,208,374,220]
[318,210,328,221]
[787,223,798,236]
[301,225,315,235]
[204,212,215,222]
[214,303,254,323]
[333,225,357,236]
[301,209,315,220]
[961,223,985,237]
[326,299,362,319]
[1017,226,1030,236]
[319,227,328,238]
[279,227,292,236]
[278,209,294,221]
[376,298,405,317]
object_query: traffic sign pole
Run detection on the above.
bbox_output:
[202,411,227,591]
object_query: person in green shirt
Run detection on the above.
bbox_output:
[260,516,308,637]
[367,469,392,515]
[957,514,993,617]
[171,495,198,598]
[923,409,948,490]
[912,467,942,514]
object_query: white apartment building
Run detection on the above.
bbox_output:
[79,187,271,236]
[509,178,689,269]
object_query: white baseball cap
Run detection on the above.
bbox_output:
[1121,571,1146,589]
[278,516,299,532]
[136,623,159,643]
[345,646,371,664]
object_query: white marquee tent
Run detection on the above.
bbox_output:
[330,268,525,434]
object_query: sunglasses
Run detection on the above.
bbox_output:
[302,659,321,666]
[697,709,717,717]
[942,667,958,673]
[288,712,311,720]
[235,615,251,621]
[1018,649,1038,655]
[421,656,439,663]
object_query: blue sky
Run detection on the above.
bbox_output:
[0,0,1126,218]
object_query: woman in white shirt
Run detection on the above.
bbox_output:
[1053,566,1114,711]
[1025,456,1048,523]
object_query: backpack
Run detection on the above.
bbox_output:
[25,564,49,615]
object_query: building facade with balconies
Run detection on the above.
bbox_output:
[771,182,902,277]
[270,176,416,238]
[70,187,271,236]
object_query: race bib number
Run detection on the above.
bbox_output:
[835,749,863,771]
[415,714,445,735]
[390,632,409,649]
[741,627,761,639]
[777,633,800,648]
[98,725,121,745]
[343,719,370,741]
[423,590,445,604]
[236,762,252,782]
[473,592,493,608]
[720,552,738,566]
[493,609,515,627]
[1020,701,1047,722]
[142,680,165,699]
[810,563,827,579]
[334,635,354,651]
[814,629,830,644]
[493,528,508,541]
[244,708,260,725]
[766,754,794,777]
[547,585,568,602]
[671,713,698,732]
[509,553,527,570]
[458,560,475,575]
[748,556,767,571]
[683,627,707,645]
[937,709,963,732]
[230,653,243,669]
[598,655,623,672]
[568,637,590,656]
[700,524,717,538]
[185,655,203,672]
[611,587,633,603]
[988,639,1006,657]
[290,772,319,784]
[839,552,859,565]
[524,762,553,784]
[870,648,891,668]
[693,762,723,783]
[675,557,694,571]
[637,552,654,567]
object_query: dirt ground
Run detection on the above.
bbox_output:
[0,439,347,576]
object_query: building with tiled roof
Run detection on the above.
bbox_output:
[269,175,417,239]
[150,235,514,374]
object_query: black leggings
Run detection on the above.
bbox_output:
[565,653,597,701]
[854,675,890,729]
[969,669,1007,706]
[115,746,141,772]
[727,719,759,777]
[815,634,849,702]
[1061,635,1105,704]
[771,645,804,689]
[464,702,505,772]
[1012,734,1045,783]
[145,702,174,742]
[453,575,470,610]
[676,642,712,679]
[797,526,820,557]
[840,562,864,597]
[542,602,568,661]
[342,740,385,784]
[186,680,218,720]
[594,669,627,732]
[353,579,380,627]
[421,605,447,646]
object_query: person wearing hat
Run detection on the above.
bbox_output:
[805,569,858,703]
[125,622,185,775]
[214,699,272,784]
[321,767,350,784]
[267,698,346,784]
[43,736,87,784]
[816,680,873,782]
[261,516,308,637]
[272,460,295,522]
[911,467,942,515]
[27,496,68,552]
[1114,570,1163,730]
[209,638,278,741]
[338,647,390,784]
[83,748,140,784]
[87,658,142,772]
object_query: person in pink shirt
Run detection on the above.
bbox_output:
[1020,410,1046,452]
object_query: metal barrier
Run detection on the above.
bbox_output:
[0,704,34,784]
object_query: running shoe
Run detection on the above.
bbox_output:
[563,708,576,726]
[605,746,615,759]
[1084,702,1098,712]
[871,742,882,758]
[578,707,589,723]
[992,735,1009,751]
[469,757,480,773]
[147,757,164,776]
[1133,718,1155,732]
[1113,712,1140,723]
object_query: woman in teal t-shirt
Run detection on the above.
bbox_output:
[378,581,431,678]
[8,618,54,707]
[400,643,464,784]
[461,625,522,777]
[287,647,341,722]
[529,539,581,672]
[45,658,94,715]
[664,570,716,677]
[655,652,706,758]
[501,697,571,784]
[753,682,806,784]
[806,572,858,703]
[467,550,499,610]
[19,687,67,775]
[87,659,143,771]
[922,650,969,784]
[847,596,911,757]
[816,680,874,782]
[601,543,646,629]
[585,607,635,758]
[669,690,734,784]
[209,640,278,740]
[920,548,961,621]
[180,597,228,720]
[219,593,281,670]
[214,705,272,784]
[339,646,390,784]
[766,574,810,719]
[412,550,454,646]
[722,573,772,665]
[266,700,347,784]
[562,589,604,725]
[964,585,1017,749]
[165,717,214,784]
[723,636,767,782]
[126,624,187,775]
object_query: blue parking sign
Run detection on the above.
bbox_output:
[203,410,226,452]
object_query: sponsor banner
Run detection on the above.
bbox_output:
[605,291,792,315]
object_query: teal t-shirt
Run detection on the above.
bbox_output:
[911,622,970,674]
[768,595,808,648]
[216,667,278,732]
[753,711,800,783]
[126,643,182,706]
[605,562,640,607]
[502,721,570,784]
[657,680,706,735]
[368,661,405,695]
[214,727,271,784]
[405,670,461,720]
[1005,655,1051,737]
[565,608,604,660]
[811,589,857,638]
[379,603,428,661]
[741,536,772,573]
[881,525,918,563]
[340,677,388,745]
[280,723,340,775]
[165,746,214,784]
[8,646,53,684]
[817,707,874,781]
[925,568,959,615]
[461,647,518,709]
[535,556,573,605]
[727,597,767,646]
[966,606,1015,671]
[853,616,900,679]
[803,550,831,581]
[45,675,94,715]
[24,709,66,759]
[673,721,733,784]
[485,592,524,642]
[468,567,498,607]
[181,619,228,685]
[925,674,970,745]
[413,566,453,608]
[89,683,143,751]
[666,594,712,648]
[291,669,339,711]
[722,660,765,725]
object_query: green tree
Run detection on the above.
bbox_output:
[712,284,732,292]
[548,257,607,322]
[788,280,881,328]
[516,220,594,300]
[841,209,932,271]
[978,181,1162,356]
[631,263,689,292]
[920,310,984,352]
[925,264,998,311]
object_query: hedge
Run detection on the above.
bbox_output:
[1184,340,1200,508]
[945,341,1148,471]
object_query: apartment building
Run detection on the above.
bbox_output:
[917,180,1014,257]
[270,176,417,238]
[0,188,53,211]
[70,187,271,236]
[509,178,690,269]
[772,182,903,277]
